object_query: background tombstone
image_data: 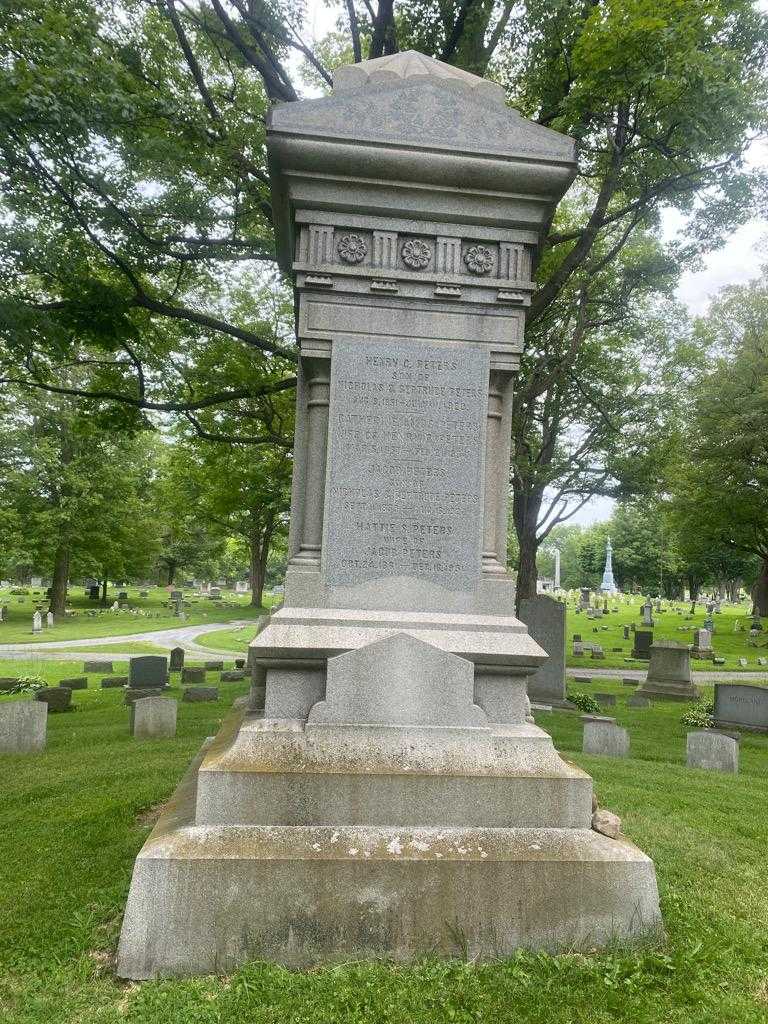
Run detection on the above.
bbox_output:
[35,687,72,712]
[181,667,205,686]
[690,628,713,660]
[32,611,42,634]
[60,677,87,690]
[182,686,218,703]
[0,701,47,753]
[582,716,630,757]
[85,660,111,674]
[88,585,100,601]
[714,683,768,733]
[628,694,650,708]
[631,629,653,660]
[637,641,699,701]
[128,656,168,690]
[131,697,177,740]
[169,647,185,672]
[518,596,566,704]
[46,611,54,627]
[687,730,739,773]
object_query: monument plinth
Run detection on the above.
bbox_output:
[118,51,660,979]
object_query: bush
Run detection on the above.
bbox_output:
[681,700,715,729]
[9,676,46,695]
[567,690,601,714]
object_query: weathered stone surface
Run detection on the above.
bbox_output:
[622,677,639,686]
[36,687,72,712]
[128,656,168,689]
[637,642,698,702]
[131,697,177,740]
[592,809,621,839]
[713,683,768,733]
[518,596,566,703]
[686,730,739,772]
[85,660,110,673]
[631,630,653,660]
[101,676,127,689]
[169,647,185,672]
[59,677,87,690]
[0,701,47,753]
[0,678,19,692]
[182,667,206,686]
[582,716,630,758]
[125,687,166,706]
[204,661,224,672]
[628,694,650,708]
[220,670,245,682]
[594,693,616,706]
[182,687,218,703]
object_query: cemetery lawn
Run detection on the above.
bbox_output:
[196,623,261,652]
[2,672,768,1022]
[566,597,768,673]
[0,586,269,645]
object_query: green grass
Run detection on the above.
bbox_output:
[0,586,271,645]
[2,666,768,1022]
[195,623,262,652]
[566,596,768,672]
[19,641,170,657]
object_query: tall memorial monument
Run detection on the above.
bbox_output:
[600,536,618,594]
[118,51,660,978]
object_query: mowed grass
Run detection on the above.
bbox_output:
[0,586,270,645]
[1,667,768,1022]
[566,596,768,672]
[196,623,263,652]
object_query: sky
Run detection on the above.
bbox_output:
[296,2,768,526]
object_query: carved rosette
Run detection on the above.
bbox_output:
[463,244,494,275]
[337,234,367,264]
[401,238,432,270]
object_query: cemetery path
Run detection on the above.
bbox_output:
[0,620,255,662]
[569,666,768,683]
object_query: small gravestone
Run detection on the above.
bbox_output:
[32,611,42,634]
[85,660,111,674]
[622,677,639,686]
[686,730,738,773]
[713,656,726,665]
[573,642,584,656]
[170,590,183,603]
[128,656,168,689]
[169,647,185,672]
[118,591,128,601]
[46,611,54,627]
[88,585,100,600]
[622,626,630,640]
[518,597,566,704]
[124,687,162,706]
[101,676,127,688]
[628,694,650,708]
[690,628,713,660]
[590,645,605,660]
[631,630,653,660]
[221,670,245,682]
[182,667,206,685]
[582,716,630,757]
[234,658,245,669]
[59,677,87,690]
[758,657,767,667]
[714,683,768,733]
[131,697,177,740]
[204,660,224,672]
[182,686,218,703]
[594,692,616,706]
[738,657,748,668]
[209,588,222,600]
[0,701,47,753]
[36,687,72,712]
[637,641,698,702]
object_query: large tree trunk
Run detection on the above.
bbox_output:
[165,559,177,586]
[754,557,768,618]
[512,488,543,613]
[48,543,69,618]
[101,577,108,607]
[249,519,274,608]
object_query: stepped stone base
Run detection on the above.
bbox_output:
[636,681,700,702]
[117,738,661,979]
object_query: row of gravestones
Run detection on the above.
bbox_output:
[581,716,740,773]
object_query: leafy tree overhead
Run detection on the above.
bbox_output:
[0,0,766,600]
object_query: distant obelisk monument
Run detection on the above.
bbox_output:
[117,51,659,978]
[600,536,618,593]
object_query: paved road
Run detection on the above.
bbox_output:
[568,666,768,683]
[0,620,258,663]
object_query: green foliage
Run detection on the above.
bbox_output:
[566,690,602,714]
[681,701,715,729]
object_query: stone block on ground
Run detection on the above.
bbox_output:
[36,687,72,712]
[591,809,621,839]
[0,700,47,753]
[637,641,698,702]
[686,730,738,773]
[220,670,245,682]
[182,667,206,686]
[128,656,168,689]
[125,687,166,706]
[182,687,219,703]
[713,683,768,733]
[85,660,111,673]
[131,697,178,740]
[518,597,566,704]
[622,678,639,687]
[628,694,650,708]
[101,676,128,688]
[59,677,87,690]
[594,693,616,706]
[204,661,224,672]
[582,716,630,758]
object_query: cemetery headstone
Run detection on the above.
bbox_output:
[686,730,738,773]
[221,670,246,682]
[85,660,111,674]
[628,694,650,708]
[88,585,100,600]
[590,645,605,659]
[182,687,218,703]
[169,647,185,672]
[131,697,177,740]
[128,656,168,689]
[117,50,660,979]
[124,688,162,706]
[101,676,128,689]
[631,630,653,660]
[59,677,87,690]
[46,611,54,627]
[36,687,72,712]
[181,667,206,686]
[0,701,47,754]
[582,716,630,757]
[32,611,42,634]
[637,641,698,701]
[713,683,768,733]
[518,596,566,704]
[622,625,630,640]
[622,677,639,687]
[204,660,224,672]
[594,693,616,706]
[234,658,246,669]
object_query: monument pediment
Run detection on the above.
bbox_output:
[269,51,574,166]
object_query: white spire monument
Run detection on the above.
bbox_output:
[600,536,618,594]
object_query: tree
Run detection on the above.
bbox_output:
[669,279,768,615]
[1,0,766,604]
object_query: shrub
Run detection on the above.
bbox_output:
[681,700,715,729]
[567,690,601,714]
[10,676,46,695]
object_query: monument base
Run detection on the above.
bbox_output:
[117,736,662,979]
[636,680,700,702]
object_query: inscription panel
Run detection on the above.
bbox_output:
[714,684,768,731]
[324,338,488,591]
